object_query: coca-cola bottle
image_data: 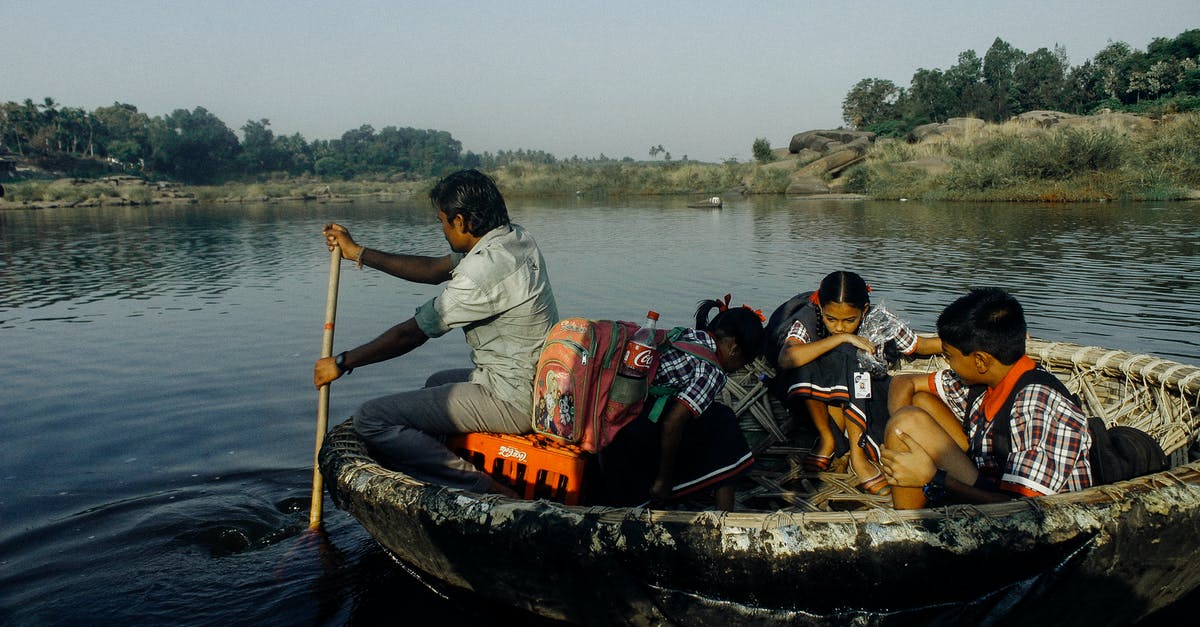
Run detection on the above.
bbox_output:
[611,311,659,403]
[619,310,659,376]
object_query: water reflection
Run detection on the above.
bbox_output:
[1,196,1198,624]
[2,198,1198,361]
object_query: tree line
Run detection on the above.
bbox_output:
[842,29,1200,135]
[0,99,577,184]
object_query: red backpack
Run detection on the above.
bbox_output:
[531,317,718,453]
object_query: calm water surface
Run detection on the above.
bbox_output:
[1,196,1198,624]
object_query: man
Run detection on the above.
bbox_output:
[313,169,558,495]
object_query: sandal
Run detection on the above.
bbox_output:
[801,451,834,472]
[858,472,893,496]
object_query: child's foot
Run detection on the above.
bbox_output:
[857,472,892,496]
[802,437,837,471]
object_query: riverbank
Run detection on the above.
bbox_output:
[2,110,1198,209]
[847,110,1200,202]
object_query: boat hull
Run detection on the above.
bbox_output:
[319,339,1200,624]
[321,421,1200,624]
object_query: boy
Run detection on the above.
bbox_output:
[879,288,1092,509]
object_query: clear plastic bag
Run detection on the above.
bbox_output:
[857,304,901,374]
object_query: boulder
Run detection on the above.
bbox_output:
[1058,111,1155,133]
[785,173,830,195]
[797,148,865,176]
[1013,110,1080,128]
[907,117,986,143]
[792,148,823,163]
[788,129,875,155]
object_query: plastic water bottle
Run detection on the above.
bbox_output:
[611,310,659,404]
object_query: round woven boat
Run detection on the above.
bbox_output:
[319,339,1200,624]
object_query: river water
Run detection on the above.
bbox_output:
[1,195,1198,624]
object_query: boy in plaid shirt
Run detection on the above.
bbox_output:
[880,288,1093,509]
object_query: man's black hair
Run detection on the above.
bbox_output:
[429,169,510,236]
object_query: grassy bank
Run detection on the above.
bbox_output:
[490,160,795,197]
[0,160,794,207]
[846,112,1200,201]
[4,111,1199,207]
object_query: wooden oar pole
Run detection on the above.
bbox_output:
[309,245,342,530]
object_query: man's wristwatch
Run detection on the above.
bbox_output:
[922,469,947,505]
[334,351,353,375]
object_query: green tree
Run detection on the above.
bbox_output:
[902,68,953,123]
[841,78,900,128]
[273,132,314,175]
[148,106,240,183]
[1091,41,1135,101]
[1062,60,1106,113]
[36,97,60,151]
[238,118,293,175]
[0,99,41,155]
[93,102,151,166]
[982,38,1026,120]
[751,137,775,163]
[1012,47,1070,112]
[1147,29,1200,63]
[945,50,991,118]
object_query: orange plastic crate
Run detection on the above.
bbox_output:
[447,432,588,505]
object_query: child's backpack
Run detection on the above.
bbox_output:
[531,317,717,453]
[972,367,1168,486]
[1084,416,1169,484]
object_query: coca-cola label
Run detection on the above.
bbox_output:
[622,342,653,373]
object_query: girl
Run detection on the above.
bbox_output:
[767,271,941,495]
[594,295,766,511]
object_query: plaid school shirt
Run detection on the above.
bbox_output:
[931,358,1094,497]
[651,329,725,417]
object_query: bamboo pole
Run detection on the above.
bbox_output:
[309,246,342,530]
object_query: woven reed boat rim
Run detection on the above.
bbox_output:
[325,425,1200,527]
[324,338,1200,526]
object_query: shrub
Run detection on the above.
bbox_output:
[1137,112,1200,186]
[752,138,775,164]
[1006,128,1124,180]
[841,165,870,193]
[864,119,912,138]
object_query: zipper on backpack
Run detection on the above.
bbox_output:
[548,338,588,365]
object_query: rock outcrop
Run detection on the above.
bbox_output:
[906,117,986,143]
[784,129,875,195]
[788,129,875,155]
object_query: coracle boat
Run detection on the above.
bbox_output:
[319,339,1200,625]
[687,196,723,208]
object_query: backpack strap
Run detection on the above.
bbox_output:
[764,291,817,367]
[643,327,721,423]
[965,367,1079,473]
[664,326,722,368]
[645,384,679,424]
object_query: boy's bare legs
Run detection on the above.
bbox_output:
[884,406,978,509]
[913,390,968,451]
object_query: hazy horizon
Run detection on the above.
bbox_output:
[6,1,1199,162]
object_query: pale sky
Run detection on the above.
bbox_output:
[5,1,1198,162]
